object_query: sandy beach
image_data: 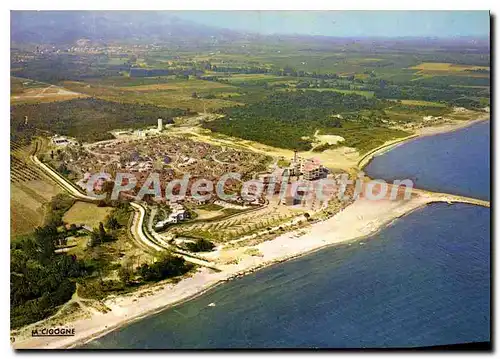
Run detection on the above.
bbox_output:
[414,115,490,137]
[357,114,490,170]
[13,193,433,350]
[11,114,490,350]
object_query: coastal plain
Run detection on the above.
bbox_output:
[10,14,490,349]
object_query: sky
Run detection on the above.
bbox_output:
[172,11,490,38]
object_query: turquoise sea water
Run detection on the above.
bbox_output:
[83,122,491,349]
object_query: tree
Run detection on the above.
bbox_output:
[185,238,215,252]
[98,222,106,242]
[332,118,342,128]
[90,247,105,282]
[138,253,191,282]
[10,224,85,329]
[105,216,120,230]
[88,232,101,247]
[118,265,133,285]
[69,223,78,235]
[88,222,106,247]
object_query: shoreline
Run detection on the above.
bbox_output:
[12,114,490,350]
[357,114,490,170]
[14,194,434,350]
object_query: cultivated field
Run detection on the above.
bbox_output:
[10,177,61,237]
[61,80,242,112]
[392,99,447,107]
[11,140,62,238]
[279,87,375,98]
[410,62,490,78]
[410,62,490,72]
[118,79,235,92]
[169,201,305,243]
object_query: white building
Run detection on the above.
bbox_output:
[169,210,187,223]
[52,136,71,146]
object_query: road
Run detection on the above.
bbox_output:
[31,139,488,271]
[31,150,97,201]
[30,144,220,270]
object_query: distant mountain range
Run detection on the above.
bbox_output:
[11,11,490,50]
[11,11,247,45]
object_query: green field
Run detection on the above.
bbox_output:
[281,87,375,98]
[60,79,242,112]
[9,15,491,331]
[11,34,490,150]
[390,99,447,107]
[63,202,113,229]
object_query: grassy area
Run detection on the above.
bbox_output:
[10,77,85,104]
[10,186,46,236]
[220,74,289,85]
[307,88,375,98]
[321,124,410,154]
[278,87,374,98]
[11,36,490,162]
[187,208,250,224]
[410,62,489,72]
[391,99,447,107]
[196,203,224,211]
[82,76,173,87]
[10,140,63,238]
[277,158,291,167]
[118,79,236,92]
[11,76,48,94]
[11,181,63,237]
[11,93,88,105]
[63,201,113,228]
[60,80,241,112]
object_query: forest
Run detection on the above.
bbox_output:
[11,224,87,328]
[373,83,489,108]
[11,98,188,143]
[11,201,194,328]
[204,90,408,152]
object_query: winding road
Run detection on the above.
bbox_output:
[30,138,488,272]
[30,142,220,270]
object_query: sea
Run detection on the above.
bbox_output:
[364,121,490,201]
[83,121,491,349]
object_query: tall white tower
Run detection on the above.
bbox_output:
[157,118,163,131]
